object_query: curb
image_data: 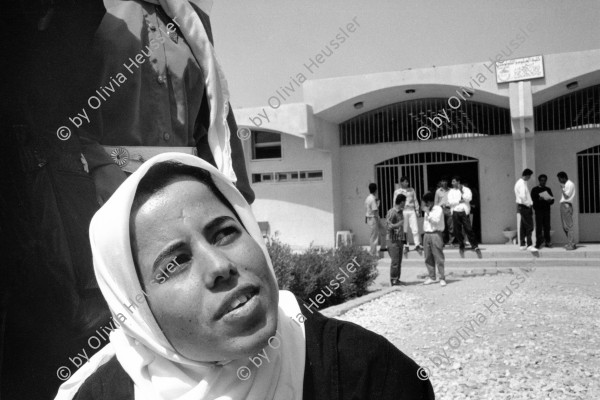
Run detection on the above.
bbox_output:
[320,266,537,318]
[320,286,401,318]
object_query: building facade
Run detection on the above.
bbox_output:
[235,49,600,249]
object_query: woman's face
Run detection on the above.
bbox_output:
[131,177,279,362]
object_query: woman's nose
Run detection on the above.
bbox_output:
[199,246,238,289]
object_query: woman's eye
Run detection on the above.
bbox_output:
[173,254,191,265]
[154,254,191,285]
[213,226,239,245]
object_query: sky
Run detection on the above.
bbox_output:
[211,0,600,108]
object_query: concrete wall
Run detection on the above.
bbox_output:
[534,128,600,243]
[340,135,516,245]
[244,132,335,249]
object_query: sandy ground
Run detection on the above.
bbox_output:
[332,266,600,399]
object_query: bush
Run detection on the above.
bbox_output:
[266,239,379,309]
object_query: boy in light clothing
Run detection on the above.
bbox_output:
[422,192,446,286]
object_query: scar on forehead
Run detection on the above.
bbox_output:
[178,201,207,218]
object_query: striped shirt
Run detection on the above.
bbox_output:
[386,207,404,241]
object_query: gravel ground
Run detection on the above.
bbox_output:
[334,266,600,399]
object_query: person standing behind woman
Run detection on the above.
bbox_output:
[557,171,577,250]
[81,0,255,205]
[386,194,406,286]
[422,192,446,286]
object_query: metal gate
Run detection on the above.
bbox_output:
[578,145,600,242]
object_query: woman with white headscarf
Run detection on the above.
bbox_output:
[55,153,434,400]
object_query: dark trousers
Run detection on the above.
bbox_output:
[442,208,454,244]
[388,239,403,280]
[535,207,551,247]
[452,211,478,249]
[518,205,534,247]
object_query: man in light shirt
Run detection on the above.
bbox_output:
[422,192,447,286]
[557,171,577,250]
[448,175,481,258]
[434,177,454,246]
[365,183,385,256]
[393,177,422,255]
[514,168,535,251]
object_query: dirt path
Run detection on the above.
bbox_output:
[334,266,600,399]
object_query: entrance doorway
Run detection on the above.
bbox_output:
[427,162,481,242]
[375,152,481,242]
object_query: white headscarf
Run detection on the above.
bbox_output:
[55,153,305,400]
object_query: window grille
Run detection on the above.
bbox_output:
[577,145,600,213]
[252,131,282,160]
[535,84,600,132]
[339,98,511,145]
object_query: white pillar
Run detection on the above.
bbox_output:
[509,81,535,246]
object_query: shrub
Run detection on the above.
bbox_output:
[266,239,379,309]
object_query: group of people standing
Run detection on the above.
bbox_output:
[364,168,579,289]
[514,169,577,251]
[365,175,481,287]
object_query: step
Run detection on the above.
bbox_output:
[384,258,600,267]
[385,248,600,259]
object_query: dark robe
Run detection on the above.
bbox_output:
[70,298,435,399]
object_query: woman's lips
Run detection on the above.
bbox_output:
[215,285,260,321]
[221,291,260,322]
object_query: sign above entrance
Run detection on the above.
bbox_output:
[495,55,544,84]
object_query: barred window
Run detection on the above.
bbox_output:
[252,170,323,184]
[252,131,282,160]
[535,84,600,132]
[339,98,511,146]
[578,145,600,213]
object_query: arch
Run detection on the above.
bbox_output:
[340,98,511,145]
[374,151,481,241]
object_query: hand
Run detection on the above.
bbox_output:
[92,163,127,206]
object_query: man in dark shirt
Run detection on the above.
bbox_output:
[531,174,555,249]
[386,194,406,286]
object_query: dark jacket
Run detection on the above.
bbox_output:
[72,299,435,399]
[531,186,555,210]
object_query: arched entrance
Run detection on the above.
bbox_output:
[375,152,481,242]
